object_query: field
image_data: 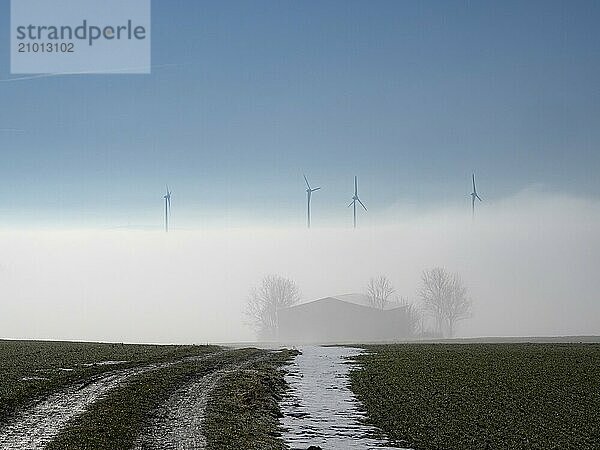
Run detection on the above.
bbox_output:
[350,343,600,450]
[3,340,599,450]
[0,340,221,426]
[0,340,295,449]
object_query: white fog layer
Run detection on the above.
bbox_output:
[0,190,598,343]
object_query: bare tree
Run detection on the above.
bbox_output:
[419,267,471,338]
[398,297,425,337]
[367,275,395,310]
[245,274,300,340]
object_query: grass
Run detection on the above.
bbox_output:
[0,339,219,426]
[203,349,299,450]
[350,343,600,450]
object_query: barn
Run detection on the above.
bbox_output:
[277,293,412,343]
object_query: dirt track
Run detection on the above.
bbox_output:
[133,354,270,450]
[0,352,227,450]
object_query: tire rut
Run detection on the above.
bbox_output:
[0,351,226,450]
[134,353,272,450]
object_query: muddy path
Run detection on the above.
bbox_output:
[134,353,272,450]
[0,352,226,450]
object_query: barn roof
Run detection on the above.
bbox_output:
[282,293,406,312]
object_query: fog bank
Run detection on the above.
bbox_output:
[1,190,598,343]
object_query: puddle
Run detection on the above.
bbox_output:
[280,346,408,450]
[83,360,128,367]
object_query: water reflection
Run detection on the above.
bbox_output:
[280,346,408,450]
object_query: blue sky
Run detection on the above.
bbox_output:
[1,0,599,228]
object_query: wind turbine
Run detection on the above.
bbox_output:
[163,186,172,232]
[470,173,482,217]
[348,176,367,228]
[303,175,321,229]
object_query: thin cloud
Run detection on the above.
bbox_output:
[0,128,25,133]
[0,63,189,83]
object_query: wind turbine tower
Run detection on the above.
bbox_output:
[348,176,367,228]
[304,175,321,229]
[470,174,482,217]
[163,186,172,232]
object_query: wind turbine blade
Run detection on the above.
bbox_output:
[354,176,358,196]
[312,187,321,192]
[348,200,355,208]
[472,174,476,193]
[476,194,482,202]
[303,174,310,190]
[358,198,367,211]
